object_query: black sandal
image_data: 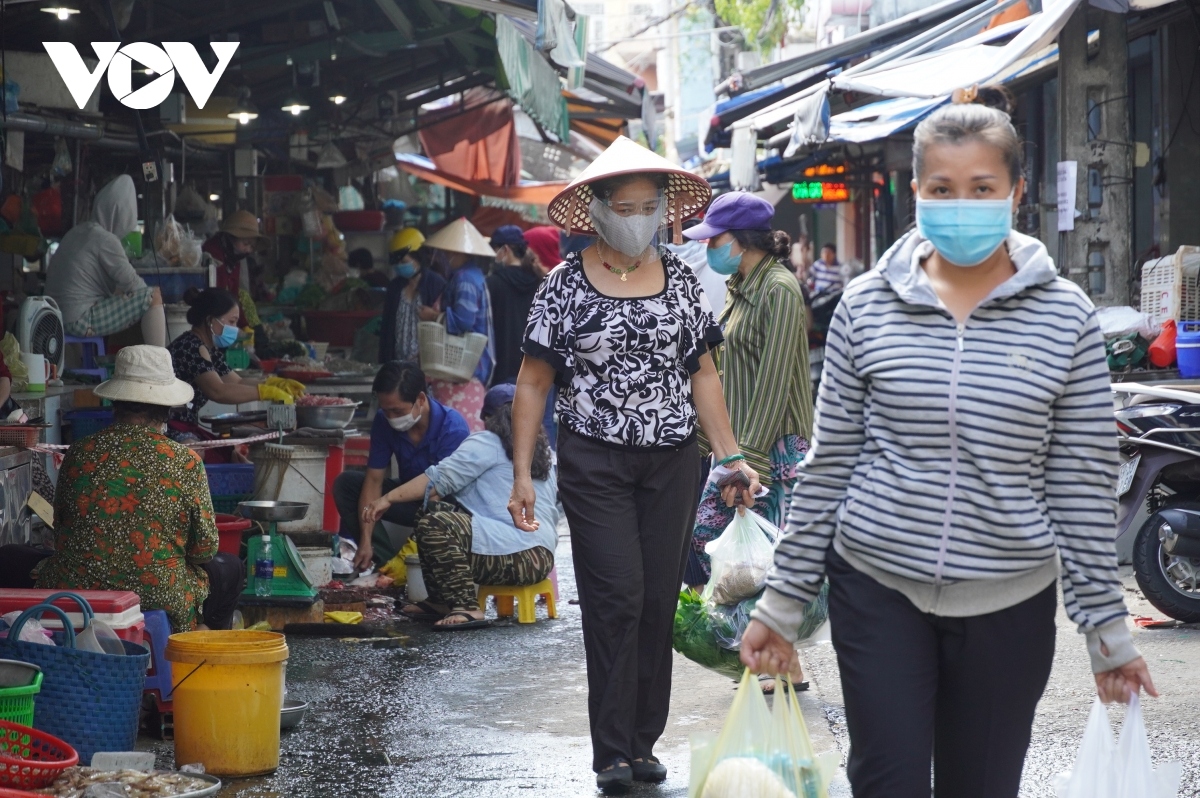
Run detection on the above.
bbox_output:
[596,760,632,794]
[431,611,492,631]
[399,601,445,622]
[631,756,667,783]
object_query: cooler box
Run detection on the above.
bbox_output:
[0,589,145,645]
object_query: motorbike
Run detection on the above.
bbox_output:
[1113,382,1200,621]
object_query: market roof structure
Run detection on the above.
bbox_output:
[0,0,639,171]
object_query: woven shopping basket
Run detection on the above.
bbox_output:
[418,318,488,383]
[0,593,148,765]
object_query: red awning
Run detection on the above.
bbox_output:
[394,153,568,206]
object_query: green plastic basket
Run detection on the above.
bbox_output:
[0,671,43,727]
[211,493,253,515]
[225,349,251,370]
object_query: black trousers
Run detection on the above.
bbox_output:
[827,550,1056,798]
[557,428,701,772]
[199,553,244,630]
[332,470,420,564]
[0,545,52,588]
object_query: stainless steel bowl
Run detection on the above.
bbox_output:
[294,401,360,430]
[0,659,40,688]
[236,500,310,522]
[280,698,308,730]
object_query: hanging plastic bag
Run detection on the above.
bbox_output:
[1054,699,1116,798]
[1054,696,1180,798]
[703,511,780,605]
[1115,695,1181,798]
[691,669,837,798]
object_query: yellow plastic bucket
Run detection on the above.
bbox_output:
[165,630,290,777]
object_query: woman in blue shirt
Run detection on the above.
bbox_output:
[422,218,496,432]
[362,384,556,630]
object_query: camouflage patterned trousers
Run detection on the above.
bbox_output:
[415,501,554,610]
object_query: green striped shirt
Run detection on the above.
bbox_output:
[706,257,813,484]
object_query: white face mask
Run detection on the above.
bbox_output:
[589,197,663,258]
[387,404,421,431]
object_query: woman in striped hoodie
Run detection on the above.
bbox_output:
[740,91,1157,797]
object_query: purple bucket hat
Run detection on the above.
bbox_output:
[684,191,775,240]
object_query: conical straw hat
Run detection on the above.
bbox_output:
[548,136,712,236]
[424,217,496,258]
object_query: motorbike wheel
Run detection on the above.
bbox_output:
[1133,510,1200,623]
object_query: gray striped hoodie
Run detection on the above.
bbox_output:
[752,229,1138,674]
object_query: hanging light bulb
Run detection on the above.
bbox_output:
[208,194,221,202]
[226,87,259,125]
[329,94,347,105]
[282,98,310,115]
[41,6,80,20]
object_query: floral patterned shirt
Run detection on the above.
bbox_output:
[168,330,230,426]
[37,424,220,631]
[522,249,723,449]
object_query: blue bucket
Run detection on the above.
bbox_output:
[1178,322,1200,377]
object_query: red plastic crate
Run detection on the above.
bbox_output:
[0,590,144,646]
[345,437,370,468]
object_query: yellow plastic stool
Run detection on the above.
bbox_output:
[478,579,558,624]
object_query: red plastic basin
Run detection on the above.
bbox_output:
[216,513,253,556]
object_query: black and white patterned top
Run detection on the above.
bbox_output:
[167,330,230,426]
[523,249,723,450]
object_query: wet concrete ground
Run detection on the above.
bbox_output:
[143,537,1198,797]
[800,565,1200,797]
[142,528,790,798]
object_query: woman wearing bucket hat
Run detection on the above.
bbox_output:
[36,345,245,631]
[682,193,813,595]
[507,136,762,793]
[423,217,496,433]
[202,210,266,330]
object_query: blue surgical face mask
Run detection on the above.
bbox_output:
[916,193,1014,267]
[395,261,417,279]
[706,240,742,275]
[213,322,238,349]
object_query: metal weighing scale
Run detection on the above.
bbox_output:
[237,500,319,601]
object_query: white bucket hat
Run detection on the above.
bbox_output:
[547,135,712,239]
[423,217,496,258]
[93,345,195,407]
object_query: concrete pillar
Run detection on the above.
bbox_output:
[1058,6,1132,307]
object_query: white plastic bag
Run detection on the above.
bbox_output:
[1097,306,1161,341]
[1056,699,1116,798]
[0,610,55,645]
[1055,697,1180,798]
[1116,695,1181,798]
[703,510,780,605]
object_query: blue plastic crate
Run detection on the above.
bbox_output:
[136,269,207,303]
[64,409,114,442]
[204,463,255,496]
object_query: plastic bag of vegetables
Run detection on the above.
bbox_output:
[673,589,745,679]
[709,582,829,652]
[690,669,838,798]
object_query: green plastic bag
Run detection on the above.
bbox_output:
[674,583,830,679]
[673,589,745,679]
